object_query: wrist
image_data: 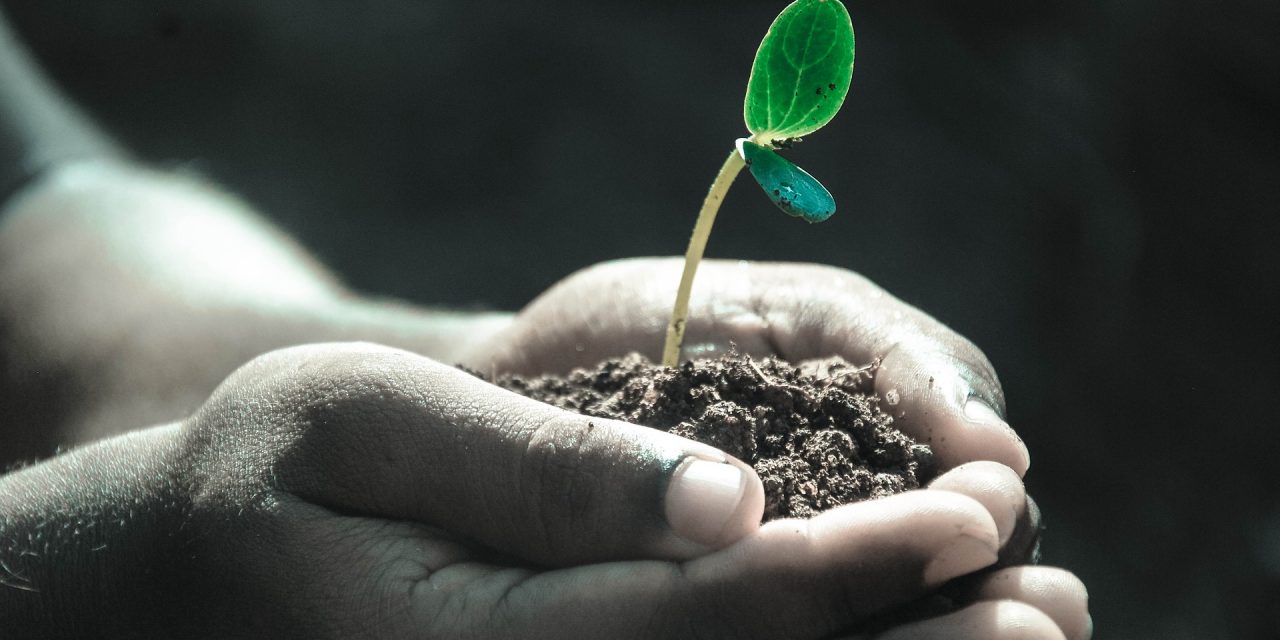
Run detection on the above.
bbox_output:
[0,424,192,638]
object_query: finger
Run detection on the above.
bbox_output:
[927,461,1025,548]
[434,490,1001,639]
[999,493,1043,566]
[856,488,1049,635]
[862,600,1067,640]
[955,567,1092,640]
[246,343,765,567]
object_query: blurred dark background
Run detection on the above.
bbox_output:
[3,0,1277,636]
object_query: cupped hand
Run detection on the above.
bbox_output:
[464,257,1030,475]
[166,342,1087,639]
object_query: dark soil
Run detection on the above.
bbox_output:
[486,352,936,521]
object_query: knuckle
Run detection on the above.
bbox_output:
[199,342,414,426]
[289,343,414,403]
[261,343,430,445]
[183,342,421,499]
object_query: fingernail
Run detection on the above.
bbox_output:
[964,398,1031,474]
[923,534,999,585]
[665,458,749,547]
[963,397,1003,423]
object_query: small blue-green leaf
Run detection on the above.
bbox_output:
[737,138,835,223]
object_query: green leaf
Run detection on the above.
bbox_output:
[743,0,855,143]
[738,138,835,222]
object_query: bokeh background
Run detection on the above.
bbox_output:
[3,0,1277,637]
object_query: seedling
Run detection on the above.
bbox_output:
[661,0,855,367]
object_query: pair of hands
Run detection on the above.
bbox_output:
[123,259,1084,638]
[0,15,1087,634]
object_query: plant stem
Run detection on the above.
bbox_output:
[662,148,747,367]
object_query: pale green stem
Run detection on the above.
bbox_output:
[662,148,747,367]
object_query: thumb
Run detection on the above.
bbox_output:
[270,343,765,566]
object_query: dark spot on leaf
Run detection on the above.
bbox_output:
[828,83,837,90]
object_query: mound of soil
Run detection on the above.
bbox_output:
[486,352,936,521]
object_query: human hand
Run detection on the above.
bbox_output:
[461,258,1090,637]
[466,257,1029,475]
[106,342,1082,638]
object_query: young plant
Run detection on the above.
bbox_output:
[662,0,856,367]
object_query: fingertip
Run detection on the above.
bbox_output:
[908,491,1002,586]
[971,567,1092,640]
[923,534,1001,586]
[672,489,1012,634]
[963,399,1031,477]
[987,600,1069,640]
[802,490,1001,587]
[875,349,1028,476]
[664,457,763,550]
[999,493,1044,567]
[873,600,1067,639]
[807,490,999,545]
[928,461,1026,547]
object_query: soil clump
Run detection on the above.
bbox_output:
[486,352,935,521]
